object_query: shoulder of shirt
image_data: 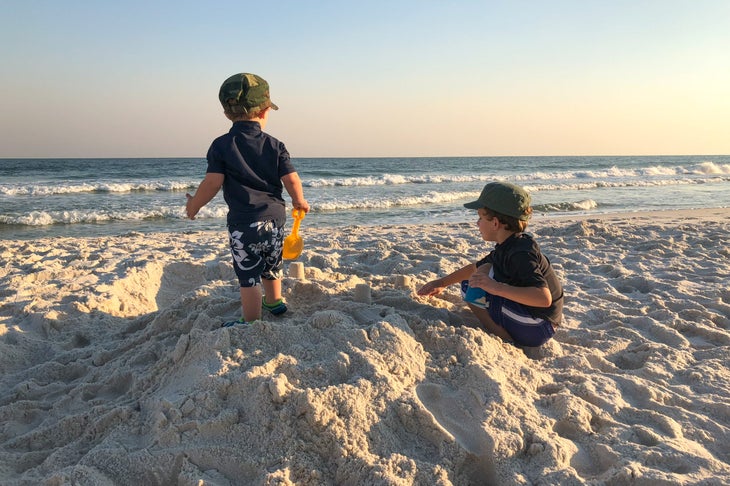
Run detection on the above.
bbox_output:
[515,232,537,242]
[507,233,541,251]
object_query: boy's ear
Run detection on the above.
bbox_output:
[251,107,270,120]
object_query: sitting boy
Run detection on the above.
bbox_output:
[417,181,563,347]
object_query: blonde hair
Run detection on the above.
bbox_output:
[224,103,269,121]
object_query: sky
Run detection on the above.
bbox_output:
[2,0,729,158]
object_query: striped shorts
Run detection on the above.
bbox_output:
[461,280,555,347]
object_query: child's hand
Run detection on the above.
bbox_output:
[185,174,222,220]
[185,193,198,220]
[293,199,310,213]
[469,272,499,294]
[417,280,444,296]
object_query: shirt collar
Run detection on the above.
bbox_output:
[495,232,523,248]
[231,121,262,133]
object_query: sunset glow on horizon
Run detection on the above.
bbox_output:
[2,0,729,158]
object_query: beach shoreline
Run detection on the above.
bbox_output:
[1,208,729,485]
[537,206,730,223]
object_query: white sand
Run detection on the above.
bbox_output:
[1,209,729,485]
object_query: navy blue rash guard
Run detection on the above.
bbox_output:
[206,121,296,226]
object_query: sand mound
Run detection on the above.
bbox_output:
[1,212,729,485]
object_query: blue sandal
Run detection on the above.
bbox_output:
[262,297,287,316]
[221,318,248,328]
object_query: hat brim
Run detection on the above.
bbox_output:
[463,200,482,209]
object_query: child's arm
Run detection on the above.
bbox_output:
[469,271,552,307]
[417,263,477,296]
[185,173,224,219]
[281,172,310,212]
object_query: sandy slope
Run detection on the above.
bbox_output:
[1,209,729,485]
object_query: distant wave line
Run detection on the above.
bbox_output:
[304,162,730,187]
[2,162,728,196]
[0,181,197,197]
[1,194,604,227]
[306,176,730,193]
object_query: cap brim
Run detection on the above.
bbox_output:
[463,200,482,209]
[270,102,279,110]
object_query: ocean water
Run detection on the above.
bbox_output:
[1,155,729,240]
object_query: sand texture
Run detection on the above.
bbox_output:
[1,209,729,485]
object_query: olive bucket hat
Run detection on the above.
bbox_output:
[464,181,531,221]
[219,73,279,114]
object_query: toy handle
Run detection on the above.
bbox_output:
[291,209,305,233]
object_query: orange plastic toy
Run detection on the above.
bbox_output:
[282,209,305,260]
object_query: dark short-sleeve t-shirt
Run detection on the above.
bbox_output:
[206,121,296,225]
[477,233,564,325]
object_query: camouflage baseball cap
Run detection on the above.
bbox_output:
[464,181,532,221]
[219,73,279,114]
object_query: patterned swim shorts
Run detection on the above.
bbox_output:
[228,219,285,287]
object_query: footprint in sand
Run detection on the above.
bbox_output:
[415,382,493,457]
[416,382,499,483]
